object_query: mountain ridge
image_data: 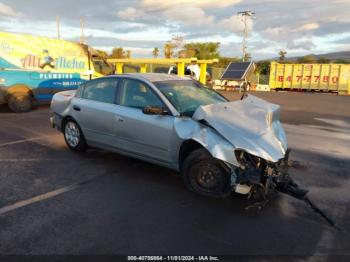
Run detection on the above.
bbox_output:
[282,51,350,62]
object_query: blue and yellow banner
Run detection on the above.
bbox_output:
[0,31,89,74]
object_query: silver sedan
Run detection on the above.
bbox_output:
[50,73,289,198]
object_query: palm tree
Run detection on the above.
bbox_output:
[152,47,159,58]
[163,43,174,58]
[279,50,287,61]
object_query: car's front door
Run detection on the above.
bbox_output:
[113,78,175,164]
[72,78,118,146]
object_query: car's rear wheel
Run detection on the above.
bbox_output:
[181,148,232,197]
[8,92,32,113]
[63,119,87,152]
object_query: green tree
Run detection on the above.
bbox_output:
[333,59,349,64]
[181,42,220,59]
[256,61,271,75]
[125,50,131,59]
[110,47,126,59]
[297,55,316,63]
[152,47,159,58]
[317,57,331,63]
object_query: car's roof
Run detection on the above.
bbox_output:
[106,73,192,82]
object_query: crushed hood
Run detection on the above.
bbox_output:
[192,95,288,162]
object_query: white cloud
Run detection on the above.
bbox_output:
[0,18,171,43]
[117,3,217,27]
[294,22,320,32]
[263,27,285,39]
[116,7,145,21]
[0,2,20,16]
[117,21,147,30]
[141,0,242,10]
[163,7,214,26]
[218,14,254,34]
[287,39,316,50]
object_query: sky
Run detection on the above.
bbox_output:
[0,0,349,60]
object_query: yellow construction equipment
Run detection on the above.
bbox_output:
[269,61,350,95]
[107,58,218,84]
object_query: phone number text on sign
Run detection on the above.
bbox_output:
[277,75,339,83]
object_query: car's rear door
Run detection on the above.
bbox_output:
[71,77,119,146]
[113,77,175,164]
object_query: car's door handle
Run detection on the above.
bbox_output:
[115,115,124,122]
[73,105,81,111]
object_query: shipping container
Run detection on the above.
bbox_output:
[269,61,350,95]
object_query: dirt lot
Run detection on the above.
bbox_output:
[0,91,349,259]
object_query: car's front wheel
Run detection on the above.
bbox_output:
[181,148,232,197]
[63,119,87,152]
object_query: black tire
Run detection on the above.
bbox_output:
[8,92,32,113]
[63,119,87,152]
[181,148,232,198]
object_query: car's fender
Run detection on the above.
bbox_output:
[174,117,240,167]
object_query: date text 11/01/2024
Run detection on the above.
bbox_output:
[127,256,219,261]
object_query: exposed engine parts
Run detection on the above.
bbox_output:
[232,149,338,229]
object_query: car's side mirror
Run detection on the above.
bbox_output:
[142,106,168,115]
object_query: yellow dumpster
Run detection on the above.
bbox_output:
[269,62,350,95]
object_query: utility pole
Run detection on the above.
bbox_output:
[80,17,85,44]
[237,10,255,62]
[56,15,61,40]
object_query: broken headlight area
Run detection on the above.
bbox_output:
[231,150,338,229]
[232,149,295,205]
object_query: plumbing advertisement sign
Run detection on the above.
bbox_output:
[0,31,89,74]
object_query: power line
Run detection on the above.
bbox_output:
[80,17,85,44]
[56,15,61,40]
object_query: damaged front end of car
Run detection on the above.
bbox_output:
[231,148,337,228]
[231,148,306,209]
[186,95,337,228]
[189,95,296,201]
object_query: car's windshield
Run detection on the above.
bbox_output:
[154,80,228,116]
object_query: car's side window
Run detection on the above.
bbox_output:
[81,78,118,104]
[119,79,164,109]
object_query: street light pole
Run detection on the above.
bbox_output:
[237,10,255,62]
